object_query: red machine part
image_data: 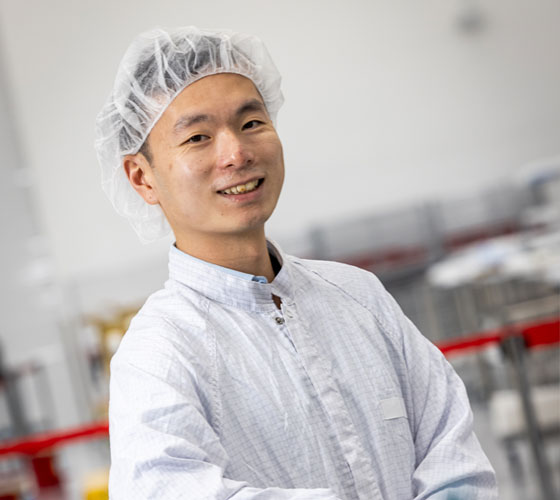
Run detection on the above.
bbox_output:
[438,316,560,357]
[0,422,108,458]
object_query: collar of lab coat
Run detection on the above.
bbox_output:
[167,239,295,312]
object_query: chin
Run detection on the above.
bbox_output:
[226,214,271,236]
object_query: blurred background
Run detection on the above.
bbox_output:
[0,0,558,498]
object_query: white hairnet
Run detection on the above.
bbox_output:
[95,26,284,243]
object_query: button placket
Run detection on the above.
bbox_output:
[281,301,295,320]
[272,309,299,352]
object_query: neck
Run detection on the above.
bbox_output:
[175,228,276,283]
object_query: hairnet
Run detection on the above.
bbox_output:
[95,26,284,243]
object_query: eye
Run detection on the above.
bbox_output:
[242,120,264,130]
[184,134,210,145]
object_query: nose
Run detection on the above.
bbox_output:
[215,129,254,169]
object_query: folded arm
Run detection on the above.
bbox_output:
[393,307,498,499]
[109,327,340,500]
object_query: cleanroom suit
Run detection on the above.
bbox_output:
[109,240,497,500]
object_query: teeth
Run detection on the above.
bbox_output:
[222,179,260,195]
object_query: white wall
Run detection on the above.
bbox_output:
[0,38,83,429]
[0,0,559,292]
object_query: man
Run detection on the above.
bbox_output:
[96,26,497,500]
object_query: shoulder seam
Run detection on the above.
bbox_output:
[292,258,400,344]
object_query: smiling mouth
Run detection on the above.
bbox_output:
[218,178,264,195]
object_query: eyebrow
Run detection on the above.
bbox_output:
[236,98,268,116]
[172,98,268,135]
[173,113,212,135]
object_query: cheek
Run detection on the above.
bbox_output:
[270,142,285,182]
[169,153,213,184]
[256,135,284,164]
[153,161,212,209]
[181,153,211,173]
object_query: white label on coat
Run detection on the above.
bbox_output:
[380,397,407,420]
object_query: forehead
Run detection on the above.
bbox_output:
[164,73,264,120]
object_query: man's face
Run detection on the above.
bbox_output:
[129,73,284,247]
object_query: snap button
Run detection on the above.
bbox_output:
[275,317,285,325]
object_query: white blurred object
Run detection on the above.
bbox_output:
[427,235,520,287]
[489,385,560,439]
[502,232,560,285]
[427,230,560,287]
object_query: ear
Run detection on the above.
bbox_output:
[123,154,159,205]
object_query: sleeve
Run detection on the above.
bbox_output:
[108,322,340,500]
[393,307,499,499]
